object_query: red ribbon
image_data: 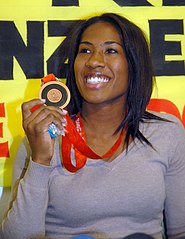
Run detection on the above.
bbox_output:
[41,73,56,83]
[62,114,125,172]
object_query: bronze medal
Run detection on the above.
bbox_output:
[39,81,70,109]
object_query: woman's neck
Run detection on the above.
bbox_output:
[81,100,126,137]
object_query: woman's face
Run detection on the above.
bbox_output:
[74,21,128,106]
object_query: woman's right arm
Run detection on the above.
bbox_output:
[0,142,53,239]
[0,99,67,239]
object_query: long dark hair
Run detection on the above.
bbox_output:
[66,13,167,148]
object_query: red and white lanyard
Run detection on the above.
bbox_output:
[62,113,125,173]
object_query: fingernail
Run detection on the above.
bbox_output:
[62,109,68,114]
[62,117,67,123]
[64,128,68,133]
[61,131,65,136]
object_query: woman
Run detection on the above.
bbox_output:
[1,13,185,239]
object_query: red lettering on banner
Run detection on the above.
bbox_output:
[0,122,3,137]
[0,103,5,117]
[0,102,10,157]
[182,106,185,128]
[148,99,185,127]
[0,142,9,157]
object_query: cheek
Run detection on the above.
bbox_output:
[114,61,128,79]
[110,56,128,73]
[115,62,129,89]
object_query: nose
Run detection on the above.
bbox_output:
[85,51,105,69]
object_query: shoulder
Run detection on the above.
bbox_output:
[140,112,185,150]
[138,113,185,172]
[150,111,183,124]
[142,111,184,133]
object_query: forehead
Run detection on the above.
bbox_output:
[80,21,121,43]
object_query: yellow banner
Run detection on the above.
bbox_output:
[0,0,185,186]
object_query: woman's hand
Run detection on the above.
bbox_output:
[22,99,67,166]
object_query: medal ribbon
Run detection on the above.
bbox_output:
[62,114,125,172]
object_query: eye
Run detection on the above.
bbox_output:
[105,48,118,54]
[78,48,91,54]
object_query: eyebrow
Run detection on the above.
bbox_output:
[79,41,123,47]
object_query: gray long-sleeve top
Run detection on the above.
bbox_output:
[1,113,185,239]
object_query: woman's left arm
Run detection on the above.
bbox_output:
[164,119,185,238]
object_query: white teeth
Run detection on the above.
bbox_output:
[86,76,109,84]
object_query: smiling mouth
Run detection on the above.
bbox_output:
[86,76,110,84]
